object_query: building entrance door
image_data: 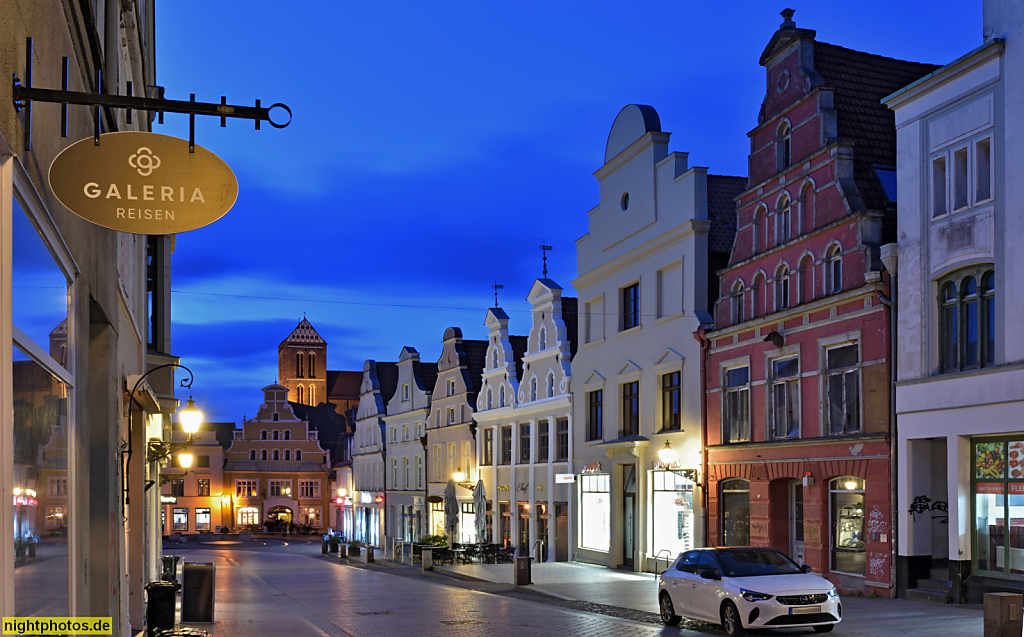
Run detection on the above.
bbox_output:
[790,480,805,564]
[555,504,568,561]
[623,465,636,569]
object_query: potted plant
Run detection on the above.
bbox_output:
[348,540,362,556]
[26,535,37,558]
[327,534,341,553]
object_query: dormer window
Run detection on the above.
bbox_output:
[448,379,456,397]
[777,121,792,170]
[272,413,279,422]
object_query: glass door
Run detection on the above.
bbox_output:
[623,465,636,568]
[790,480,805,564]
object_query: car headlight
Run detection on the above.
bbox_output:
[740,589,774,602]
[827,586,838,598]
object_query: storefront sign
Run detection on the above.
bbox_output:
[497,485,510,492]
[581,462,602,474]
[49,132,238,234]
[160,495,177,504]
[555,473,576,484]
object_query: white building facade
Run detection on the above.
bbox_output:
[383,347,435,543]
[351,359,397,545]
[885,0,1024,603]
[475,280,576,560]
[571,104,742,572]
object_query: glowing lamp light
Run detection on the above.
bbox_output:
[844,479,859,490]
[12,487,22,497]
[179,396,203,435]
[178,452,194,469]
[337,488,347,497]
[453,467,467,483]
[658,440,678,466]
[374,495,384,503]
[221,493,232,505]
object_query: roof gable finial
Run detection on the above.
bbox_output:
[492,280,504,308]
[540,240,553,278]
[780,8,796,29]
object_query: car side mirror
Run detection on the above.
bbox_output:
[699,568,721,580]
[801,564,812,573]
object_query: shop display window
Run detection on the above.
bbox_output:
[830,476,865,575]
[580,474,611,551]
[973,438,1024,575]
[651,470,694,559]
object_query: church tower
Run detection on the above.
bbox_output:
[278,318,328,406]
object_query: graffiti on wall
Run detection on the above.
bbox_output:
[868,551,888,582]
[909,495,948,523]
[866,505,887,542]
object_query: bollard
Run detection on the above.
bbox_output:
[984,592,1023,637]
[422,548,433,571]
[514,556,532,586]
[367,546,374,563]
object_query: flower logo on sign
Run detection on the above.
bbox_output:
[128,147,161,176]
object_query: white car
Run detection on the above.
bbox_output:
[658,547,841,635]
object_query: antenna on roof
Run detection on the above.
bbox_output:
[492,280,504,308]
[540,241,553,278]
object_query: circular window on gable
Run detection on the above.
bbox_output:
[777,68,791,94]
[621,192,630,211]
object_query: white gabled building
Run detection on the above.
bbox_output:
[351,359,397,544]
[571,104,745,572]
[475,279,577,561]
[884,0,1024,603]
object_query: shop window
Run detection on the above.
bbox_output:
[237,507,260,527]
[825,344,860,435]
[587,390,603,441]
[721,479,750,546]
[723,367,750,443]
[973,439,1024,574]
[661,371,681,431]
[621,381,639,437]
[941,267,996,372]
[580,474,611,551]
[770,358,800,439]
[652,470,695,558]
[830,477,865,575]
[173,508,188,532]
[196,508,212,532]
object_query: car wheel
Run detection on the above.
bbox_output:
[721,600,745,636]
[659,592,681,626]
[813,625,835,633]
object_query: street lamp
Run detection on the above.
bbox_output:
[452,467,474,490]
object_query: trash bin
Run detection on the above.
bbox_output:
[181,562,215,622]
[514,556,532,586]
[145,580,177,637]
[161,555,181,587]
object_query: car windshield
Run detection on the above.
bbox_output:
[717,549,803,577]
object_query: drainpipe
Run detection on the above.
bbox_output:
[880,244,898,597]
[694,328,711,548]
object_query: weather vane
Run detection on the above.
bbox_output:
[540,241,554,277]
[492,281,504,308]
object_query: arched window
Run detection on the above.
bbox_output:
[776,195,791,244]
[752,273,766,319]
[309,352,316,378]
[777,121,792,170]
[284,449,291,461]
[499,385,506,408]
[547,373,555,398]
[492,349,498,368]
[753,206,766,255]
[309,384,315,406]
[539,327,547,351]
[273,430,279,440]
[261,430,268,440]
[284,430,290,440]
[530,377,537,402]
[487,388,493,410]
[721,479,750,546]
[825,244,842,296]
[297,352,304,378]
[941,267,997,372]
[249,449,256,460]
[801,182,815,234]
[775,264,790,312]
[799,255,815,304]
[297,386,304,404]
[261,450,268,461]
[273,449,280,461]
[731,280,745,324]
[295,449,302,461]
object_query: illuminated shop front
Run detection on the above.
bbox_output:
[579,474,610,552]
[650,470,695,560]
[974,439,1024,576]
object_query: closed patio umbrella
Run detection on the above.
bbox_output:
[473,480,487,543]
[443,479,459,547]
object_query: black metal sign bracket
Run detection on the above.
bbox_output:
[12,37,291,152]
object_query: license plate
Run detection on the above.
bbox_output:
[790,606,821,615]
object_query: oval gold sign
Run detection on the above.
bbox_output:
[49,131,238,234]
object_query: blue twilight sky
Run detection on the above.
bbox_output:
[156,1,982,424]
